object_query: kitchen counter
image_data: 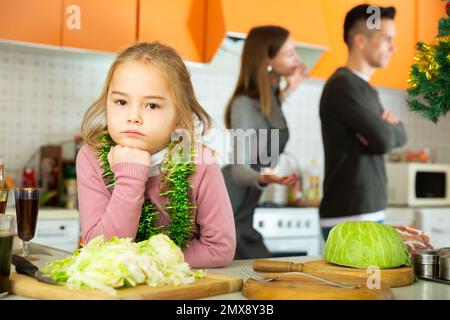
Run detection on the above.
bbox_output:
[201,256,450,300]
[2,242,449,300]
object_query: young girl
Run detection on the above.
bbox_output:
[77,42,236,268]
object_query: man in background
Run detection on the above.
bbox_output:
[319,4,407,240]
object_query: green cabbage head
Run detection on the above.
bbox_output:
[324,221,411,269]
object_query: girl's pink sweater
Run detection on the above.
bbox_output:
[76,144,236,268]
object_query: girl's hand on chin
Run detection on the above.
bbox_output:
[107,145,152,167]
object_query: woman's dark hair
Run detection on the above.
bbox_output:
[344,4,396,48]
[224,25,290,128]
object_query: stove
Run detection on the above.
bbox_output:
[253,207,322,257]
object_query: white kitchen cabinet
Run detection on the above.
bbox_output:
[386,206,450,248]
[415,208,450,248]
[33,217,80,253]
[385,207,415,226]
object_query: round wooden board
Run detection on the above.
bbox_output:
[242,273,394,300]
[302,260,414,288]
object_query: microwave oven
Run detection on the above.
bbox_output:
[386,162,450,206]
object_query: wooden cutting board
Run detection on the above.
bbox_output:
[242,273,394,300]
[9,272,243,300]
[302,260,414,287]
[254,259,414,288]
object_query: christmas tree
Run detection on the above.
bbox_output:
[407,0,450,123]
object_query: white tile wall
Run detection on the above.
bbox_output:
[1,42,449,185]
[0,43,115,181]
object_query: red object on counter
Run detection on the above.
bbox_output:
[404,149,431,163]
[22,167,37,188]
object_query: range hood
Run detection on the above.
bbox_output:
[195,1,330,75]
[201,31,328,77]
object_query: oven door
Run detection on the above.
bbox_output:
[262,237,321,257]
[253,207,322,257]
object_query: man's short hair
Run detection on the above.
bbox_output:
[344,4,396,48]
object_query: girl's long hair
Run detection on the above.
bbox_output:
[81,42,211,147]
[224,26,289,128]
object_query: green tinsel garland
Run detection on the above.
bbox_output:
[96,132,196,248]
[407,5,450,123]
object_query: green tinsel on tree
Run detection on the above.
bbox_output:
[407,0,450,123]
[439,8,450,36]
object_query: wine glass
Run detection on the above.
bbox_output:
[14,188,40,259]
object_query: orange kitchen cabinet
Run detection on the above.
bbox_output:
[417,0,447,43]
[0,0,62,46]
[138,0,206,63]
[62,0,137,53]
[205,0,329,62]
[313,0,416,89]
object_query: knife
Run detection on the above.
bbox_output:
[11,254,56,285]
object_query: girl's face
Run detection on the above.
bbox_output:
[106,61,178,153]
[269,36,301,77]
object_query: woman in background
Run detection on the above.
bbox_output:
[222,26,306,259]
